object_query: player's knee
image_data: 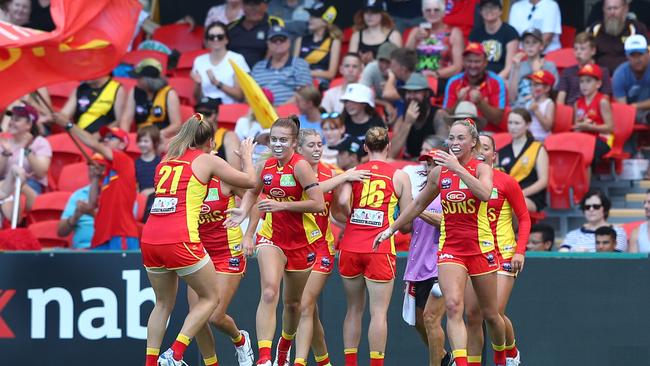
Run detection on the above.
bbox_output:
[261,286,279,304]
[482,310,503,326]
[283,299,301,314]
[422,308,441,328]
[465,307,483,327]
[445,297,463,318]
[299,297,316,316]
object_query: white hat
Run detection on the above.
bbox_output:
[625,34,649,55]
[444,101,486,127]
[339,83,375,107]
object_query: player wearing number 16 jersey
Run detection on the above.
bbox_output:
[139,114,257,366]
[338,127,413,366]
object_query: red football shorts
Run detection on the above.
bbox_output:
[338,250,396,281]
[211,253,247,275]
[313,253,335,274]
[437,250,499,276]
[495,250,517,277]
[141,242,209,276]
[257,236,316,271]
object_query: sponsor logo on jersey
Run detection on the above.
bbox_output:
[502,262,513,272]
[200,203,211,214]
[307,252,316,263]
[486,253,495,264]
[481,240,493,247]
[446,191,466,202]
[441,178,452,189]
[228,257,241,268]
[439,253,455,260]
[280,174,296,187]
[310,229,321,238]
[204,188,220,202]
[459,180,468,189]
[269,188,286,198]
[263,174,273,185]
[233,244,242,251]
[320,257,331,268]
[490,188,498,199]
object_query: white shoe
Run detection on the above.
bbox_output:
[158,348,188,366]
[506,350,521,366]
[235,330,255,366]
[272,341,291,366]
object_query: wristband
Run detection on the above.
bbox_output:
[303,182,319,191]
[65,122,74,131]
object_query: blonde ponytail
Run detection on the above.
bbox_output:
[165,113,215,161]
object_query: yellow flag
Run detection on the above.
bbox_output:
[229,59,278,129]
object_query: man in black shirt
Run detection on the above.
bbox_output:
[227,0,285,67]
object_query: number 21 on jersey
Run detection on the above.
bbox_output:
[156,166,183,195]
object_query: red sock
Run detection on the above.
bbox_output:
[145,348,159,366]
[369,351,384,366]
[452,350,468,366]
[344,348,358,366]
[232,332,246,347]
[171,334,190,361]
[258,340,272,363]
[315,353,331,366]
[493,344,506,365]
[506,343,518,358]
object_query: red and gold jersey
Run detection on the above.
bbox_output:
[438,159,494,255]
[141,149,207,245]
[258,153,322,249]
[488,170,531,259]
[310,162,336,256]
[198,177,243,257]
[339,161,399,254]
[575,92,613,146]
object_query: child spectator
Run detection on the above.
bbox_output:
[573,63,614,162]
[321,53,364,113]
[508,28,558,108]
[525,70,556,141]
[295,85,324,133]
[557,32,613,106]
[135,126,161,222]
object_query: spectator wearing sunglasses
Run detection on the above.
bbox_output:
[191,22,249,106]
[508,0,562,53]
[560,189,627,252]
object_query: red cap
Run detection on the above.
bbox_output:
[99,126,129,149]
[6,105,38,123]
[526,70,556,86]
[463,42,486,57]
[418,148,441,161]
[577,63,603,80]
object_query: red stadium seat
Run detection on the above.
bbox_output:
[343,27,353,43]
[545,48,577,72]
[152,24,204,53]
[218,103,248,130]
[544,132,596,209]
[47,81,78,111]
[27,191,72,224]
[57,162,90,192]
[492,132,512,151]
[276,104,300,117]
[553,103,574,133]
[135,192,149,223]
[330,77,345,88]
[28,220,71,248]
[560,25,576,49]
[403,26,415,45]
[173,49,209,77]
[180,105,195,123]
[121,50,168,74]
[47,133,91,191]
[427,76,438,94]
[528,210,546,224]
[600,102,636,175]
[622,220,644,238]
[168,77,196,106]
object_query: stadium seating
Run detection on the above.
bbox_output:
[180,105,195,123]
[172,49,209,78]
[622,220,644,238]
[27,191,72,224]
[47,81,78,111]
[135,192,149,223]
[553,102,574,133]
[121,50,168,74]
[330,77,345,88]
[28,220,71,248]
[152,24,204,53]
[57,162,90,192]
[113,77,137,92]
[168,76,196,106]
[47,133,91,191]
[544,132,596,209]
[218,103,248,130]
[492,132,512,151]
[560,25,576,48]
[600,102,636,175]
[545,48,577,72]
[403,27,415,45]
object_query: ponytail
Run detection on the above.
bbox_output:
[165,113,215,161]
[271,115,300,138]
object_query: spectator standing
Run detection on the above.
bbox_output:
[560,189,627,252]
[524,70,555,141]
[57,165,102,249]
[228,0,285,68]
[469,0,519,79]
[0,0,30,26]
[320,113,346,165]
[508,0,562,53]
[527,224,555,251]
[135,126,161,223]
[387,0,425,32]
[612,35,650,124]
[443,42,508,131]
[294,3,342,82]
[348,0,403,65]
[339,83,386,141]
[595,226,620,252]
[587,0,648,73]
[191,22,249,106]
[59,76,126,134]
[295,85,324,133]
[557,32,613,106]
[204,0,244,26]
[321,53,363,113]
[629,190,650,253]
[498,108,548,212]
[405,0,464,92]
[442,0,480,39]
[360,42,399,118]
[389,73,448,159]
[27,0,53,31]
[508,28,559,109]
[251,25,313,105]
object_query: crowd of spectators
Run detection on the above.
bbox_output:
[3,0,650,254]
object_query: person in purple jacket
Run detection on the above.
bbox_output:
[402,148,452,366]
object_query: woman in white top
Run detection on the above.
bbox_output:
[191,22,249,105]
[204,0,243,27]
[629,190,650,253]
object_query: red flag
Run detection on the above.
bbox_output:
[0,0,142,108]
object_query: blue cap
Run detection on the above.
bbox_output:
[267,25,290,40]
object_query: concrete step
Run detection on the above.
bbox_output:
[626,193,646,202]
[610,208,644,218]
[639,180,650,189]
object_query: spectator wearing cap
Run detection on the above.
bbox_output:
[228,0,285,68]
[340,83,386,141]
[613,34,650,123]
[191,21,249,106]
[120,58,182,142]
[382,48,418,120]
[59,75,127,134]
[349,0,403,65]
[204,0,244,27]
[268,0,311,38]
[404,0,464,92]
[444,100,487,128]
[574,63,614,163]
[332,134,366,170]
[389,73,448,159]
[469,0,519,79]
[195,98,242,169]
[527,224,554,251]
[360,42,399,118]
[321,53,363,113]
[524,69,555,141]
[294,3,342,82]
[251,25,313,105]
[508,28,558,109]
[587,0,648,73]
[443,42,507,132]
[557,32,613,106]
[52,114,139,250]
[0,105,51,210]
[508,0,562,53]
